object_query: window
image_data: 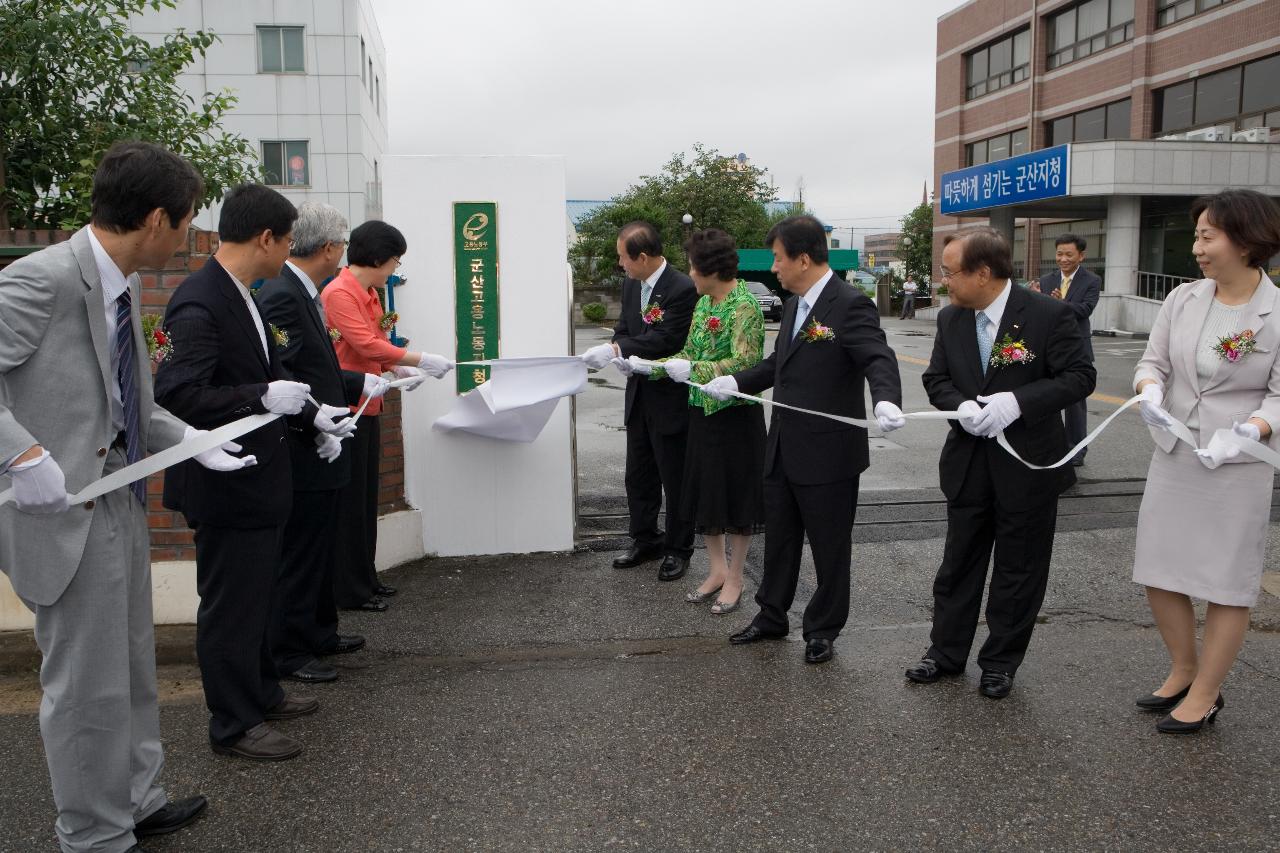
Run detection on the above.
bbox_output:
[375,76,380,116]
[965,128,1029,166]
[1157,0,1231,28]
[368,59,374,97]
[1045,98,1130,144]
[261,141,310,186]
[360,37,366,83]
[965,29,1030,100]
[1155,53,1280,133]
[258,26,304,73]
[1047,0,1135,69]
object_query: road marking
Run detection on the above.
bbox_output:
[895,354,1131,405]
[897,354,930,366]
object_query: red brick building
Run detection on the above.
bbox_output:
[933,0,1280,329]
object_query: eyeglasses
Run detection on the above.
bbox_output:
[938,266,960,281]
[391,256,402,268]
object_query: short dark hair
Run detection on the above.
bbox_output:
[91,141,204,233]
[217,183,297,243]
[684,229,738,281]
[944,227,1014,280]
[619,221,662,260]
[1055,233,1086,252]
[1190,190,1280,268]
[765,215,829,264]
[347,220,407,267]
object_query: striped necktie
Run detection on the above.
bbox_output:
[114,289,145,504]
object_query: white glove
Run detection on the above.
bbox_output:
[1138,383,1175,431]
[8,450,69,514]
[186,428,258,472]
[701,375,738,401]
[261,380,310,415]
[362,373,390,400]
[1233,420,1261,443]
[315,432,342,463]
[973,392,1022,438]
[874,401,907,433]
[313,403,356,439]
[1196,430,1240,469]
[580,343,616,370]
[611,356,634,377]
[663,358,692,384]
[627,355,653,375]
[956,400,984,437]
[417,352,454,378]
[391,365,427,391]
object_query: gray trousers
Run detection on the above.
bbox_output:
[27,446,167,853]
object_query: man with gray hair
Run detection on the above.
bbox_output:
[257,202,415,683]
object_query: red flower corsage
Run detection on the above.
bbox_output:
[705,315,722,335]
[642,303,664,325]
[140,314,173,363]
[799,319,834,342]
[1214,329,1257,362]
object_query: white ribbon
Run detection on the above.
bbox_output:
[0,413,280,508]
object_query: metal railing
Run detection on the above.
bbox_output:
[1135,270,1196,301]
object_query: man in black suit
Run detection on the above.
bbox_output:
[702,215,904,664]
[581,221,697,581]
[1034,233,1100,466]
[155,184,318,761]
[256,202,397,685]
[907,227,1095,698]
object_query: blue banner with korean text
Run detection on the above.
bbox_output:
[939,145,1070,215]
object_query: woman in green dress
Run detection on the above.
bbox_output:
[627,229,766,613]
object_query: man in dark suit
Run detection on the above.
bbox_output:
[702,215,904,664]
[155,184,319,761]
[581,221,697,581]
[1034,233,1100,466]
[256,202,393,685]
[907,227,1095,698]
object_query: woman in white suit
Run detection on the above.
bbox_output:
[1132,189,1280,734]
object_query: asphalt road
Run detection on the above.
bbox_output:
[1,316,1278,852]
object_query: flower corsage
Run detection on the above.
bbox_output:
[379,310,399,331]
[1213,329,1257,362]
[989,334,1036,368]
[704,315,723,336]
[329,327,343,343]
[642,303,664,325]
[799,318,835,342]
[270,323,289,349]
[140,314,173,364]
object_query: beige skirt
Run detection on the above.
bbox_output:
[1133,446,1274,607]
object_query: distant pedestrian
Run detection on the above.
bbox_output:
[900,277,919,319]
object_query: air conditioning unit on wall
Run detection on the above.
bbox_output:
[1184,125,1232,142]
[1157,132,1188,141]
[1231,127,1273,143]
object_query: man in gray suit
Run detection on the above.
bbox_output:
[0,142,251,853]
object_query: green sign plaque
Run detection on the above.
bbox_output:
[453,201,500,393]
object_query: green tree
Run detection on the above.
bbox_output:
[898,200,934,286]
[570,144,782,286]
[0,0,258,229]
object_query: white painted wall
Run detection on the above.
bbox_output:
[129,0,388,231]
[385,156,576,557]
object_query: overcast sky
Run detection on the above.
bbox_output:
[369,0,968,249]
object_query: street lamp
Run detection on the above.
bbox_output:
[681,213,693,247]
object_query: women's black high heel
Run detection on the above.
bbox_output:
[1135,685,1190,713]
[1156,694,1223,734]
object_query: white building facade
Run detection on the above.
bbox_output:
[129,0,389,231]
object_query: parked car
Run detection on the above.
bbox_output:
[744,280,783,321]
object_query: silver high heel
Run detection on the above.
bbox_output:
[685,585,722,603]
[711,597,741,615]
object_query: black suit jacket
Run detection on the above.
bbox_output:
[611,263,698,432]
[733,274,902,485]
[256,267,366,492]
[1037,266,1100,359]
[155,257,292,528]
[923,284,1096,504]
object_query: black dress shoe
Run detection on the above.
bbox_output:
[657,555,688,581]
[804,638,834,664]
[374,583,398,597]
[612,544,662,569]
[1157,694,1224,734]
[979,670,1015,699]
[351,596,388,612]
[321,634,366,655]
[1071,458,1085,467]
[1136,685,1190,712]
[729,624,786,645]
[265,693,320,721]
[211,723,302,761]
[905,656,959,684]
[285,659,338,683]
[135,795,208,837]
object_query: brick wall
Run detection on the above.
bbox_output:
[0,228,411,560]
